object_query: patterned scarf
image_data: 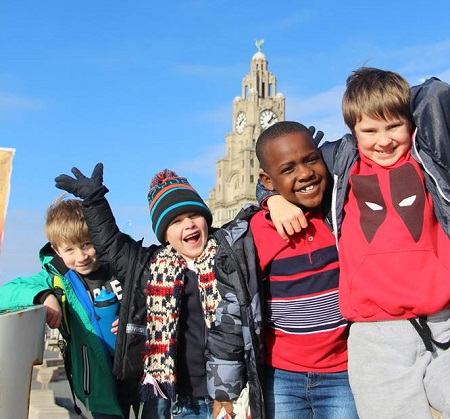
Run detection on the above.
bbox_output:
[141,237,219,401]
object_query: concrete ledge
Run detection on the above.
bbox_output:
[42,357,64,368]
[34,365,66,389]
[29,390,71,418]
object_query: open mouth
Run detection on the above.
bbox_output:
[377,145,396,154]
[184,232,200,244]
[297,184,318,194]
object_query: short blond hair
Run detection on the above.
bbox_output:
[45,195,90,248]
[342,67,413,134]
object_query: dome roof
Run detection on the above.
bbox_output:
[252,51,266,60]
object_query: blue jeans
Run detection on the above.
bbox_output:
[264,366,359,419]
[140,398,172,419]
[172,396,213,418]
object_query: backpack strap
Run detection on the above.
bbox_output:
[52,274,83,415]
[53,274,70,339]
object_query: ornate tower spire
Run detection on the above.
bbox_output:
[207,42,285,226]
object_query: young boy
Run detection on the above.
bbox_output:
[0,197,148,418]
[54,166,264,419]
[248,121,358,419]
[260,69,450,418]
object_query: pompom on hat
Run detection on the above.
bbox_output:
[148,169,213,244]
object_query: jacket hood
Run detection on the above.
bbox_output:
[39,242,56,265]
[38,242,67,274]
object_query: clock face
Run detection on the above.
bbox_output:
[259,109,278,130]
[235,111,247,134]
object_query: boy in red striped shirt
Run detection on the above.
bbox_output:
[252,121,357,419]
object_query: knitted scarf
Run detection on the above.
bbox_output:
[141,237,219,401]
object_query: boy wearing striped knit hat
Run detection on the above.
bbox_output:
[55,165,264,419]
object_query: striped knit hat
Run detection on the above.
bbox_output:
[147,169,213,244]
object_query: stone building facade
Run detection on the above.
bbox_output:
[207,43,285,227]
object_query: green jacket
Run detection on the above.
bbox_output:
[0,243,123,416]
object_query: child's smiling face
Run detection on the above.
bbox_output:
[164,212,208,261]
[54,241,100,275]
[260,131,328,210]
[353,114,412,167]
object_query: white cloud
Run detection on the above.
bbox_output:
[383,39,450,81]
[436,69,450,82]
[273,11,313,30]
[0,93,44,112]
[175,143,225,176]
[287,85,348,141]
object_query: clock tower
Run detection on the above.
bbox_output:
[207,41,285,227]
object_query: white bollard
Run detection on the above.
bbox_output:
[0,305,46,419]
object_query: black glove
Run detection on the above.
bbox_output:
[55,162,108,201]
[309,126,324,146]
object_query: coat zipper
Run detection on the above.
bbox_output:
[82,344,90,411]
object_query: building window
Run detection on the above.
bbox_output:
[250,159,254,168]
[250,175,254,183]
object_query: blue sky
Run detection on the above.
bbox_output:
[1,0,450,284]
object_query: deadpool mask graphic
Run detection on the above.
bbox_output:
[351,163,425,243]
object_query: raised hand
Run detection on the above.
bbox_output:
[55,163,108,200]
[309,126,324,146]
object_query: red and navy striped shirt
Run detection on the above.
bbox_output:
[250,209,349,373]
